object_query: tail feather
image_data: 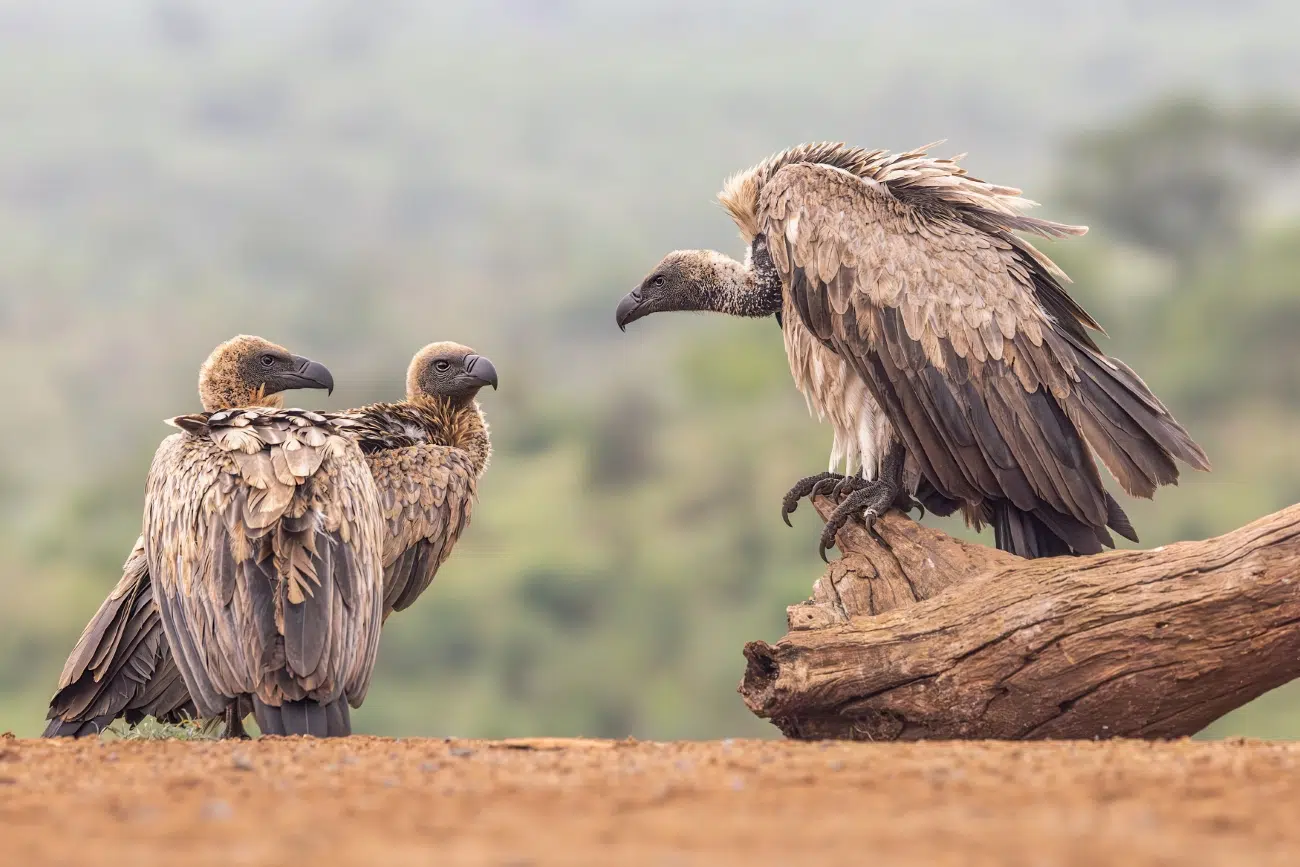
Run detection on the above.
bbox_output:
[1104,491,1139,543]
[42,713,117,739]
[1061,333,1211,499]
[993,503,1084,559]
[253,697,351,738]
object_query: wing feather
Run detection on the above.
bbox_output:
[366,443,477,620]
[145,410,383,717]
[759,162,1207,546]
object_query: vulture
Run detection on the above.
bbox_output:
[617,142,1210,560]
[147,335,385,738]
[44,341,496,738]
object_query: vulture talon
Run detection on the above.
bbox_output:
[893,491,926,521]
[781,471,843,526]
[818,480,901,558]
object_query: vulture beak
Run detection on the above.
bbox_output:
[464,354,499,390]
[615,290,648,332]
[282,356,335,395]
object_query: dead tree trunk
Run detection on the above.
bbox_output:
[738,499,1300,740]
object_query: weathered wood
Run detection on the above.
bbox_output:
[740,500,1300,740]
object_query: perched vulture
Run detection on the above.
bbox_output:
[617,142,1209,560]
[43,341,496,737]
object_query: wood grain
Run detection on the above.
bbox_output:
[739,498,1300,740]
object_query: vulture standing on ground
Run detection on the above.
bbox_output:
[148,335,385,738]
[44,341,495,737]
[617,143,1209,560]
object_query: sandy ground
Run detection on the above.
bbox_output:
[2,734,1298,866]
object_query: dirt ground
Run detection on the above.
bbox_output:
[2,734,1298,866]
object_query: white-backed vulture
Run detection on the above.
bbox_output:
[148,335,384,738]
[617,142,1210,560]
[43,341,495,737]
[330,342,495,619]
[44,335,344,738]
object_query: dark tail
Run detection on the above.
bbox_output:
[253,697,351,738]
[42,713,117,739]
[991,493,1137,559]
[992,504,1077,559]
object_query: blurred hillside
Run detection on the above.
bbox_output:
[1,0,1298,738]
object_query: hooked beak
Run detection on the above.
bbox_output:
[464,354,499,390]
[283,356,335,395]
[615,290,649,332]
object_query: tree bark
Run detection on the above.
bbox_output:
[739,499,1300,741]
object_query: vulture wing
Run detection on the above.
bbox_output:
[43,537,193,737]
[367,443,478,619]
[144,408,384,718]
[760,162,1209,553]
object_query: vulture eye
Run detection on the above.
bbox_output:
[434,360,450,372]
[260,354,276,367]
[652,275,666,288]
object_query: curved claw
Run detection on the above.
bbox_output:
[861,508,887,549]
[781,498,797,527]
[890,489,925,521]
[818,515,847,562]
[781,472,843,528]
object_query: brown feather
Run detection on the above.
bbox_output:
[741,150,1207,557]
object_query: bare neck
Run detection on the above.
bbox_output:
[698,240,783,318]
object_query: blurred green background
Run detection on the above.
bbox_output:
[1,0,1298,739]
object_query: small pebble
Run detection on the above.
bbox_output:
[828,760,845,772]
[449,747,474,758]
[231,752,253,771]
[420,762,440,773]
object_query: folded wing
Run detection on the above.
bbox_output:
[760,162,1208,553]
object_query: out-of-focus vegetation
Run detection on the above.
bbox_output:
[1,1,1298,738]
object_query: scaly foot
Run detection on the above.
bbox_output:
[818,480,901,562]
[781,472,843,527]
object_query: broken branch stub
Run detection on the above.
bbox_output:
[739,498,1300,741]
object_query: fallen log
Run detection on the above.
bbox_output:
[739,499,1300,740]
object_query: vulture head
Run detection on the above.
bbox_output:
[617,247,781,330]
[407,342,499,404]
[198,335,335,412]
[616,250,723,330]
